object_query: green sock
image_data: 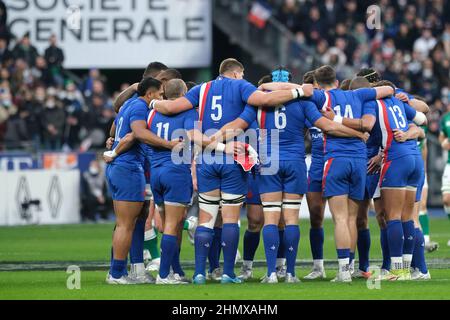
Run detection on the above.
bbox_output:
[419,211,430,236]
[183,220,190,231]
[144,228,160,259]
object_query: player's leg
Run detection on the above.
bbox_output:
[241,204,263,279]
[207,211,223,280]
[441,163,450,246]
[354,199,371,278]
[281,192,302,283]
[276,217,287,278]
[260,191,282,283]
[348,199,359,274]
[374,197,390,273]
[304,191,326,279]
[411,202,431,280]
[144,200,161,272]
[170,209,187,281]
[400,188,417,278]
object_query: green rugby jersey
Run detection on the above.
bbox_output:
[440,112,450,163]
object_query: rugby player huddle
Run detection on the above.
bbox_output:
[103,58,433,285]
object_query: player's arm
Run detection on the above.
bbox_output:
[439,131,450,150]
[258,82,302,91]
[246,84,314,107]
[393,124,424,142]
[313,117,368,142]
[131,120,178,149]
[152,97,193,115]
[396,93,430,114]
[185,129,244,155]
[321,108,375,132]
[212,104,257,142]
[113,83,139,113]
[422,137,428,169]
[103,133,136,163]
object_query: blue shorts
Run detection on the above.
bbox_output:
[308,159,324,193]
[323,157,367,201]
[246,171,261,205]
[415,154,426,202]
[151,165,192,205]
[365,172,380,200]
[380,155,422,189]
[259,160,308,195]
[106,163,145,202]
[197,163,247,195]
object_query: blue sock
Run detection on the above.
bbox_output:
[402,220,415,255]
[380,228,390,270]
[337,248,350,259]
[283,225,300,276]
[277,229,285,259]
[243,230,260,261]
[357,229,371,272]
[309,228,324,260]
[129,217,145,264]
[159,234,178,279]
[208,227,222,273]
[263,224,279,276]
[111,259,127,279]
[194,226,214,277]
[349,251,355,265]
[172,247,184,276]
[387,220,404,262]
[414,228,428,274]
[221,223,240,278]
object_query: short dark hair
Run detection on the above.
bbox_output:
[302,71,316,85]
[340,79,352,90]
[372,80,396,90]
[157,68,182,82]
[185,81,197,90]
[143,62,168,79]
[349,77,370,90]
[164,79,187,100]
[219,58,244,75]
[357,68,381,84]
[137,77,162,96]
[258,75,272,86]
[314,65,336,87]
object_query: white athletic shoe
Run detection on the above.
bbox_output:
[447,239,450,247]
[425,241,439,253]
[349,260,355,275]
[146,258,160,272]
[239,265,253,280]
[411,268,431,280]
[303,268,326,280]
[276,265,287,279]
[130,273,155,284]
[352,269,372,279]
[260,272,278,283]
[106,274,137,285]
[330,271,352,283]
[206,268,223,281]
[156,274,188,285]
[186,216,198,245]
[170,272,191,284]
[285,273,301,283]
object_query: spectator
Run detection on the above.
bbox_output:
[0,37,12,65]
[40,88,65,150]
[413,27,437,61]
[12,33,39,67]
[44,34,64,86]
[81,159,111,222]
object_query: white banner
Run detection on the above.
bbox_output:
[6,0,212,69]
[0,170,80,226]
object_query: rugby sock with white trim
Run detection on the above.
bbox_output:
[144,227,160,260]
[402,220,415,270]
[111,259,127,279]
[243,230,261,262]
[387,220,404,270]
[309,228,324,261]
[221,223,240,278]
[413,228,428,274]
[418,211,430,243]
[337,248,350,273]
[194,226,214,277]
[357,229,371,272]
[263,224,279,276]
[159,234,178,279]
[284,225,300,276]
[208,227,222,273]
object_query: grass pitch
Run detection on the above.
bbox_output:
[0,217,449,300]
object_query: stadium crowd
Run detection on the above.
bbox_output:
[259,0,450,135]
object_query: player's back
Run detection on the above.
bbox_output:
[371,97,417,161]
[257,99,320,161]
[306,120,324,162]
[194,76,256,133]
[147,108,198,168]
[112,98,146,167]
[321,88,368,160]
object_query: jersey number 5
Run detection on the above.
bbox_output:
[211,96,223,121]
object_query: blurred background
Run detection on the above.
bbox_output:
[0,0,449,225]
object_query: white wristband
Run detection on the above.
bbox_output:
[291,88,304,99]
[215,143,226,152]
[111,149,118,158]
[333,115,343,124]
